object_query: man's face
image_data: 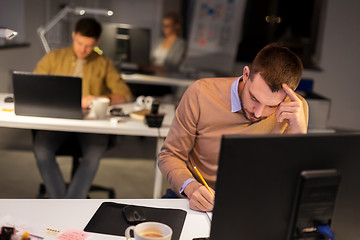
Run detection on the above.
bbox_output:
[72,32,99,59]
[240,71,287,123]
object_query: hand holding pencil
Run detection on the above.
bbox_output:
[194,166,215,197]
[183,166,215,212]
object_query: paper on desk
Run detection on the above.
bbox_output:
[57,228,91,240]
[0,215,106,240]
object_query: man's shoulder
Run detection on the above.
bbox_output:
[46,46,73,58]
[87,50,112,63]
[50,46,72,53]
[293,92,308,104]
[187,77,237,96]
[195,77,238,87]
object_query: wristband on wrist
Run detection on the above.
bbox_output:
[180,178,197,197]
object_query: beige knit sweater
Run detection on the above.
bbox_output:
[158,77,309,195]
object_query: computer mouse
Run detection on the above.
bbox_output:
[123,205,146,224]
[4,96,14,103]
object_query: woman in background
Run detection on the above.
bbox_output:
[151,12,186,73]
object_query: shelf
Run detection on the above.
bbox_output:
[0,42,30,50]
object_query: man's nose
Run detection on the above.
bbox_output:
[253,104,264,118]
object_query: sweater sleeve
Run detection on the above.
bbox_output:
[158,80,201,193]
[33,52,53,74]
[104,58,133,101]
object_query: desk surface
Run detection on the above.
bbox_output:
[0,199,211,240]
[0,93,175,199]
[0,93,174,137]
[122,73,195,87]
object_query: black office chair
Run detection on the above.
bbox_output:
[32,130,116,199]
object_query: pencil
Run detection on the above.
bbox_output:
[194,166,215,197]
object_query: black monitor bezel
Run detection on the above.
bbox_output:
[210,132,360,240]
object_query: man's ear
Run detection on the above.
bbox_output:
[243,66,250,83]
[72,31,76,39]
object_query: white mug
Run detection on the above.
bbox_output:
[125,222,172,240]
[92,97,110,119]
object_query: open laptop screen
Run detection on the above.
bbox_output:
[210,133,360,240]
[12,71,83,119]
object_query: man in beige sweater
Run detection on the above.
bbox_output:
[158,43,309,211]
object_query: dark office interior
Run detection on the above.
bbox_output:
[0,0,358,200]
[1,1,360,239]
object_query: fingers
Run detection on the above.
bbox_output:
[275,101,302,121]
[82,95,95,109]
[274,84,307,133]
[282,83,300,102]
[189,185,215,212]
[275,96,307,133]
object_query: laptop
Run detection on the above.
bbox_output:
[12,71,83,119]
[210,133,360,240]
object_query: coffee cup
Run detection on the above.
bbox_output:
[92,97,110,119]
[125,222,172,240]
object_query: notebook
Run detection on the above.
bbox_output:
[12,71,83,119]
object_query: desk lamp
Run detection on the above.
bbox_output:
[0,28,18,40]
[37,5,113,53]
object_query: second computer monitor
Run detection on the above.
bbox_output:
[100,23,151,70]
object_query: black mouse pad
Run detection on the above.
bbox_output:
[84,202,187,240]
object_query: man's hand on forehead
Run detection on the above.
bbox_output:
[275,83,307,133]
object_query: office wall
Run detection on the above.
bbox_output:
[233,0,360,130]
[301,0,360,130]
[0,0,46,92]
[0,0,359,130]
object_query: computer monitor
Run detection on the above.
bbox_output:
[99,23,151,71]
[210,133,360,240]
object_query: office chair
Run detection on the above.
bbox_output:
[32,130,116,198]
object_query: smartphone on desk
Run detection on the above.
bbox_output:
[110,107,129,117]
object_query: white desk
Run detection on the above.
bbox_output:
[0,199,211,240]
[0,93,175,199]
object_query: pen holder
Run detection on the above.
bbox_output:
[145,113,165,128]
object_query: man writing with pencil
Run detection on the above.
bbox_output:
[158,43,309,212]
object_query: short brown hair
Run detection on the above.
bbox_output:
[250,43,303,91]
[74,18,102,40]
